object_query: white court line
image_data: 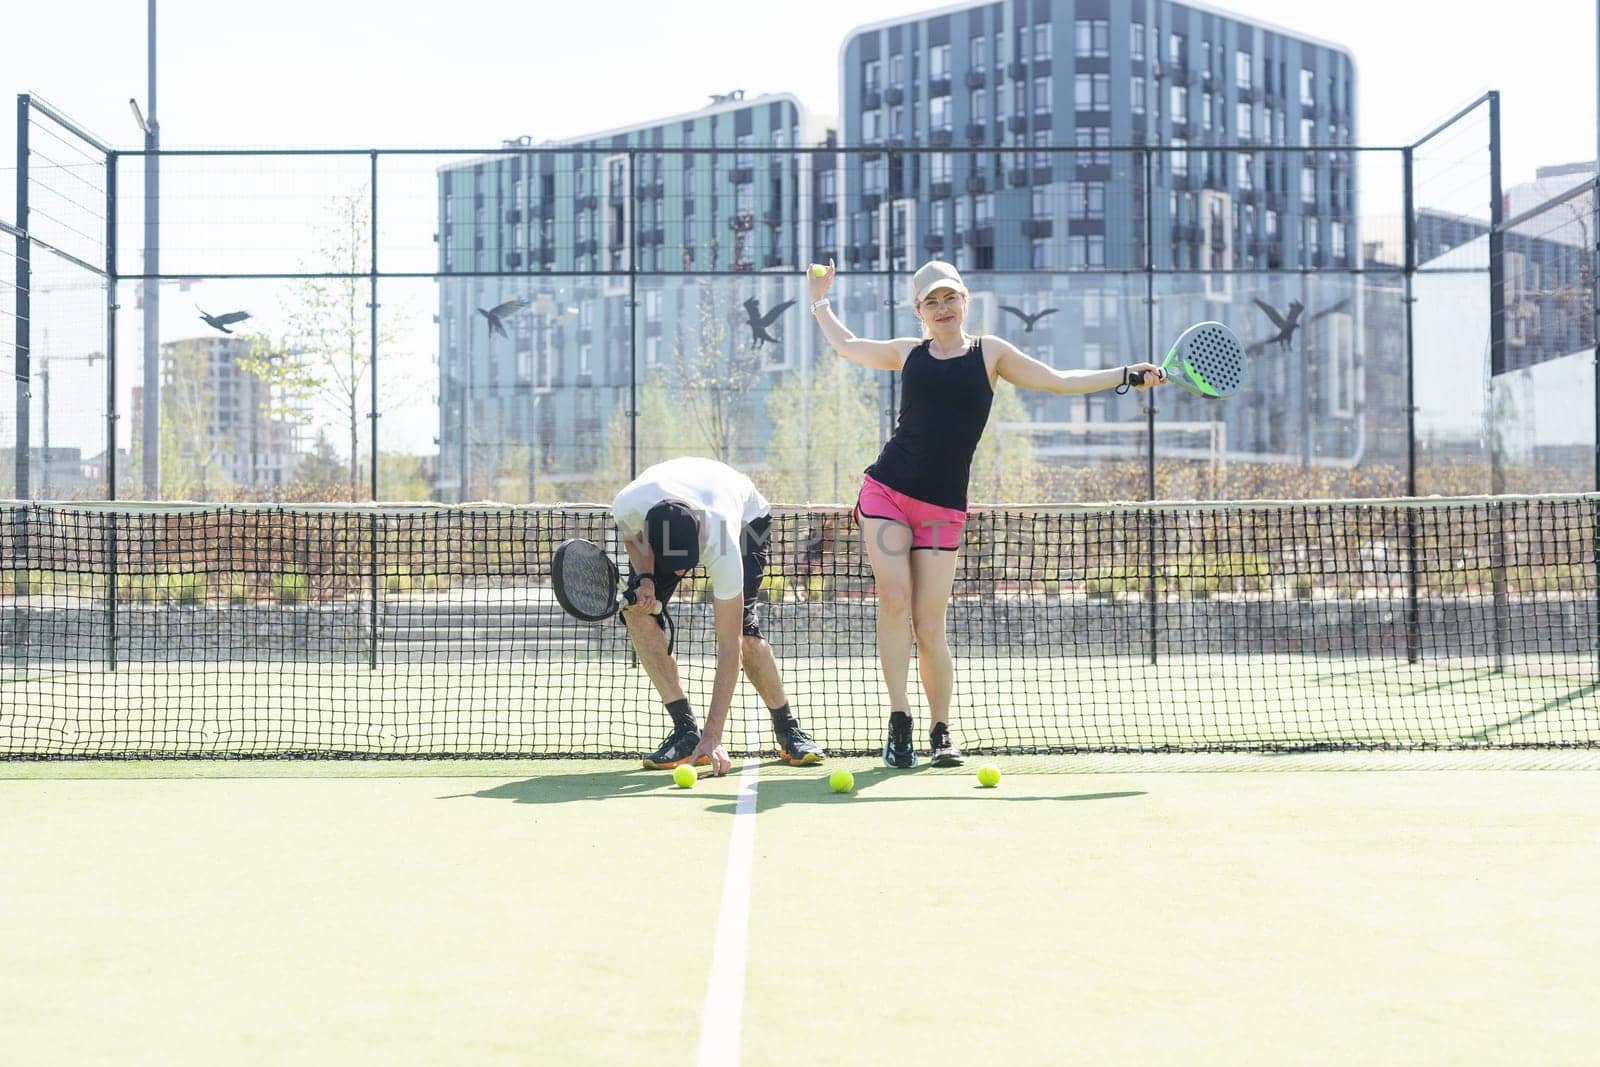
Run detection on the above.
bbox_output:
[695,717,762,1067]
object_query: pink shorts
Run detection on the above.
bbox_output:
[855,474,968,551]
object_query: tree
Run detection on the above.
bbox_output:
[238,189,412,500]
[764,356,880,504]
[156,339,232,499]
[967,379,1049,504]
[668,282,765,466]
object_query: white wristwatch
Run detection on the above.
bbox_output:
[810,297,830,312]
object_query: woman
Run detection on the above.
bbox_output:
[807,259,1166,768]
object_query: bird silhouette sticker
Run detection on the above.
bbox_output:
[1000,305,1059,333]
[1251,298,1305,350]
[1245,298,1351,355]
[477,298,531,338]
[743,297,795,348]
[197,307,251,334]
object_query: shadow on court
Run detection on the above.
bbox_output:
[449,763,1146,812]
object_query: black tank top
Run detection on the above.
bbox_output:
[865,337,994,511]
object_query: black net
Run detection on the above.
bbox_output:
[2,496,1597,759]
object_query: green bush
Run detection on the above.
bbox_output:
[421,573,452,594]
[383,571,415,595]
[117,574,165,604]
[224,576,253,605]
[274,571,309,605]
[758,573,789,603]
[168,572,207,606]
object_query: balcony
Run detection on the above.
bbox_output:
[575,238,597,256]
[1007,60,1026,79]
[577,194,598,211]
[930,180,952,199]
[1174,222,1203,244]
[505,251,523,268]
[929,76,952,97]
[863,89,882,109]
[763,253,786,269]
[966,173,987,194]
[1265,91,1279,110]
[539,201,555,219]
[924,233,945,252]
[845,243,862,263]
[1022,218,1053,238]
[1009,114,1029,133]
[931,127,954,147]
[963,225,994,247]
[865,242,881,261]
[506,208,522,224]
[1032,164,1053,184]
[860,192,882,211]
[1008,167,1029,187]
[1169,172,1191,190]
[730,166,754,184]
[816,201,837,220]
[965,121,986,144]
[885,85,904,106]
[966,69,987,89]
[1238,86,1257,104]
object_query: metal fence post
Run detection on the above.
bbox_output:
[1403,146,1420,664]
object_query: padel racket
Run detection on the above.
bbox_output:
[1129,320,1247,398]
[551,538,660,622]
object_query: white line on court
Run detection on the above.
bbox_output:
[695,716,762,1067]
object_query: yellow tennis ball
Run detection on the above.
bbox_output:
[811,264,827,278]
[829,769,854,793]
[977,764,1001,788]
[673,764,697,788]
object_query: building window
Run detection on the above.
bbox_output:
[1235,52,1253,89]
[1088,235,1105,267]
[1237,153,1254,190]
[863,109,881,141]
[1031,238,1051,269]
[1331,222,1346,260]
[1033,23,1052,60]
[1075,19,1108,58]
[1169,32,1185,67]
[970,35,986,72]
[931,95,952,130]
[1075,73,1108,112]
[820,170,836,199]
[1131,22,1145,62]
[1087,181,1105,219]
[1201,91,1213,131]
[889,53,904,87]
[1034,75,1053,114]
[1303,217,1319,258]
[1302,165,1317,206]
[930,43,951,80]
[864,159,885,194]
[1171,137,1188,178]
[1237,103,1253,139]
[1171,85,1188,123]
[1068,235,1087,268]
[1032,128,1052,148]
[1131,76,1145,114]
[1301,117,1315,145]
[931,152,952,184]
[1201,40,1213,75]
[970,88,987,122]
[974,193,994,225]
[997,82,1011,117]
[1300,68,1316,106]
[890,105,904,139]
[864,59,881,92]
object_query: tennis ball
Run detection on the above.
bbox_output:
[673,764,698,788]
[829,769,855,793]
[977,764,1001,788]
[811,264,827,278]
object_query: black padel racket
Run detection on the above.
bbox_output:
[1130,320,1247,398]
[551,538,660,622]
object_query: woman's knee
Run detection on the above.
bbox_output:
[912,610,948,647]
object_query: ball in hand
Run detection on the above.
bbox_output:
[673,764,698,788]
[977,764,1001,788]
[811,264,828,278]
[829,769,855,793]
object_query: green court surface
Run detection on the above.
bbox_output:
[3,755,1598,1066]
[5,654,1597,756]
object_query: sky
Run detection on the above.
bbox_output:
[3,0,1596,466]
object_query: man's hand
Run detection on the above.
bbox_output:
[622,575,656,616]
[687,728,732,776]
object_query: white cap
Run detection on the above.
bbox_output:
[910,260,966,305]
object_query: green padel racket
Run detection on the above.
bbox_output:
[1129,320,1247,398]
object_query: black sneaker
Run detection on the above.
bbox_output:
[642,724,706,769]
[773,717,825,766]
[882,711,917,769]
[929,721,964,767]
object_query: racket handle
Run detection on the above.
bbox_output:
[620,588,664,616]
[1126,368,1166,387]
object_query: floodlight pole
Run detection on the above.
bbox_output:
[139,0,160,497]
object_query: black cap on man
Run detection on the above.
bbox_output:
[644,502,700,581]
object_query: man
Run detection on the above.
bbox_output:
[612,456,825,775]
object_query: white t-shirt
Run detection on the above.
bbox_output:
[611,457,770,600]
